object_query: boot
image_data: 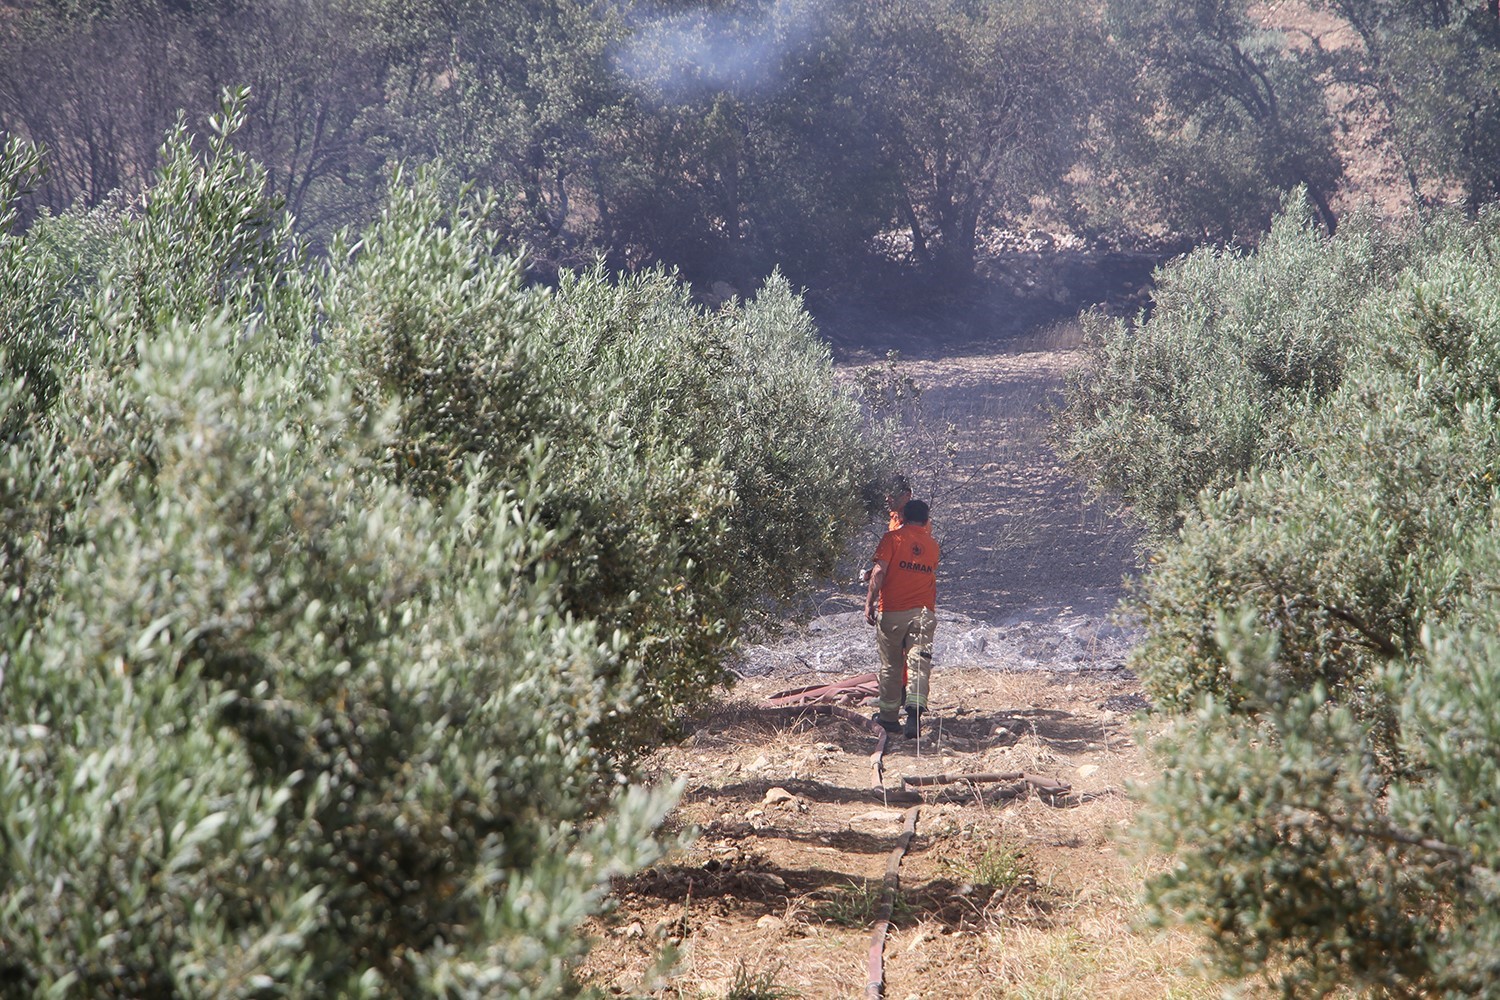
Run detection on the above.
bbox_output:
[903,705,923,740]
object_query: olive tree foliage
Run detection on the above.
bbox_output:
[0,99,879,993]
[1140,607,1500,997]
[1085,0,1344,240]
[0,136,69,420]
[1057,194,1412,537]
[1131,347,1500,727]
[536,263,875,620]
[317,164,883,750]
[1064,203,1500,709]
[0,327,677,997]
[1309,0,1500,212]
[194,0,402,239]
[1060,198,1500,993]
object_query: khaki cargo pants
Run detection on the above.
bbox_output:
[874,606,936,721]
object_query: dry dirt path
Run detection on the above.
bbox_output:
[580,340,1223,999]
[740,328,1143,680]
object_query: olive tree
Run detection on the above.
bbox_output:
[1087,0,1344,239]
[1062,198,1500,994]
[1310,0,1500,212]
[0,93,883,993]
[1057,195,1409,537]
[0,130,677,997]
[848,0,1102,279]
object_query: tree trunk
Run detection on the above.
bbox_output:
[894,181,930,265]
[1300,173,1339,235]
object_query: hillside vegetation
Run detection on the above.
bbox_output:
[1,0,1498,295]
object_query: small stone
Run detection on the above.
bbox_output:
[748,754,770,772]
[850,809,906,824]
[764,787,797,805]
[1078,764,1100,779]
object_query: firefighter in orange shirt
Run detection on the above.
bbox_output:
[885,477,912,532]
[860,477,914,587]
[863,498,940,739]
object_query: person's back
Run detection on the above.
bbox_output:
[864,499,941,738]
[873,519,938,614]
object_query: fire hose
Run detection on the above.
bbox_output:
[865,803,920,999]
[761,672,1072,998]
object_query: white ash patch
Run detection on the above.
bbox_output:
[731,610,1139,679]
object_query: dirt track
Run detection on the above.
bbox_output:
[739,327,1143,682]
[577,339,1217,1000]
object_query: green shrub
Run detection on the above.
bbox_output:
[536,263,877,622]
[0,315,679,996]
[1125,214,1500,724]
[88,90,312,369]
[1,92,882,993]
[1139,608,1500,997]
[1062,200,1500,993]
[1058,195,1418,537]
[320,175,882,750]
[0,136,70,431]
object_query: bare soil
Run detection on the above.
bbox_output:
[579,329,1240,999]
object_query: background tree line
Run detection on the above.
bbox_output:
[1,0,1497,296]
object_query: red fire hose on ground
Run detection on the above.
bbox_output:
[760,672,1072,998]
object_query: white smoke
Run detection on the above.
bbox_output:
[614,0,814,101]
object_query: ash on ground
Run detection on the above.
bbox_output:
[731,610,1139,679]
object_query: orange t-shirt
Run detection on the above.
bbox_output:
[872,522,940,613]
